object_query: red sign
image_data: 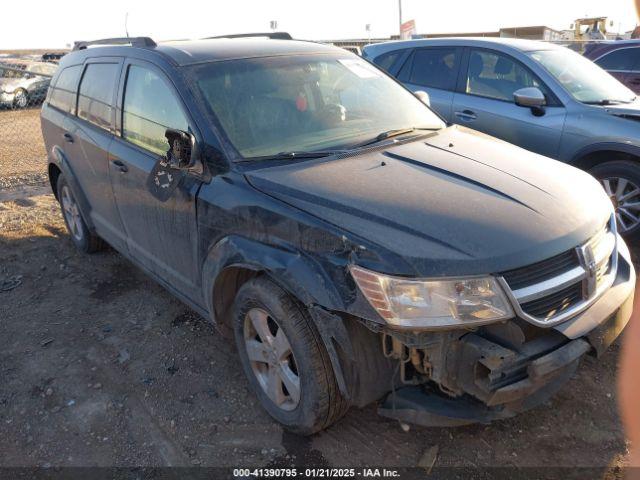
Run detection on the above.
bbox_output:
[401,19,416,40]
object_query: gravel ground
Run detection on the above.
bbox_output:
[0,188,634,478]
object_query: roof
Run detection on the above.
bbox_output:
[154,38,342,66]
[363,37,563,57]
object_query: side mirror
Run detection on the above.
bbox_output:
[514,87,546,108]
[414,90,431,107]
[165,128,195,169]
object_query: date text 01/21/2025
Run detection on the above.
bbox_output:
[232,468,401,477]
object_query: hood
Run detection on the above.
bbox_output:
[600,98,640,121]
[245,125,612,277]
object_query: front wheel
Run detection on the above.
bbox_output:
[12,88,28,109]
[232,277,349,435]
[591,160,640,241]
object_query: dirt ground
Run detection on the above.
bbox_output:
[0,107,635,477]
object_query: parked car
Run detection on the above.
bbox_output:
[364,38,640,239]
[584,40,640,93]
[41,35,634,434]
[0,60,58,108]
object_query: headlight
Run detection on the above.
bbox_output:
[350,266,514,329]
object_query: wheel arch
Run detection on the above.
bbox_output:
[572,143,640,171]
[202,235,346,330]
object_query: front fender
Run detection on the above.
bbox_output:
[201,235,347,321]
[201,235,355,399]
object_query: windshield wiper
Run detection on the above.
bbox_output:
[352,127,439,149]
[243,150,347,162]
[584,99,633,106]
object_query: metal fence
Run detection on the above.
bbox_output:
[0,56,57,189]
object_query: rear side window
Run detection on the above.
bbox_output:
[49,65,82,113]
[408,48,459,91]
[122,65,188,155]
[373,50,403,72]
[595,48,640,72]
[77,63,119,131]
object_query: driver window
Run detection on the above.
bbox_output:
[122,65,189,156]
[466,50,545,102]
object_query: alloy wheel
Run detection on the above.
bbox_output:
[61,185,84,241]
[600,177,640,233]
[14,90,27,108]
[243,307,300,411]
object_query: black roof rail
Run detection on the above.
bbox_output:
[204,32,293,40]
[72,37,157,51]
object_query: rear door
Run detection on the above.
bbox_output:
[62,59,127,251]
[108,59,201,298]
[397,47,462,122]
[451,48,566,158]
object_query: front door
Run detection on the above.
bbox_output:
[108,60,201,298]
[452,48,566,159]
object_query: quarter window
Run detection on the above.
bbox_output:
[408,48,459,91]
[77,63,119,130]
[595,48,640,72]
[49,65,82,113]
[465,50,546,102]
[122,65,188,155]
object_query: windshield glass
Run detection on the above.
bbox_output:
[530,48,636,104]
[191,54,445,159]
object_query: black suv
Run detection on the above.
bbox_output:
[41,35,634,434]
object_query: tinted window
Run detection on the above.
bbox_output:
[408,48,458,91]
[77,63,119,130]
[373,51,402,72]
[122,65,188,155]
[596,48,640,71]
[466,50,545,102]
[49,65,82,113]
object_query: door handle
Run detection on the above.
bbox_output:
[62,132,74,143]
[631,78,640,85]
[110,159,128,173]
[454,110,477,121]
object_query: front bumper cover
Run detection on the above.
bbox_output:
[379,243,635,427]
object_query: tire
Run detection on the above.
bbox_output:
[591,160,640,241]
[13,88,28,109]
[56,175,103,253]
[232,277,349,435]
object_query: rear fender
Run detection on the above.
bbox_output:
[49,145,96,231]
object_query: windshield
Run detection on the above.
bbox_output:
[191,54,445,159]
[529,49,636,104]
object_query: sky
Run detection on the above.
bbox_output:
[2,0,639,49]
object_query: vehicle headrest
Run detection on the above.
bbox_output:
[494,57,513,75]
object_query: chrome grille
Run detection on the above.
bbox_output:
[499,218,618,327]
[501,249,579,290]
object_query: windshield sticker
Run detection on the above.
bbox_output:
[338,59,381,79]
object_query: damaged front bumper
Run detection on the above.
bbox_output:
[0,91,15,106]
[378,240,635,427]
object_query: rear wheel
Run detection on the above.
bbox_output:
[591,161,640,241]
[56,175,103,253]
[232,277,349,435]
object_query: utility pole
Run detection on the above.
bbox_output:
[398,0,403,37]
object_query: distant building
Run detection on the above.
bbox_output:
[499,26,563,41]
